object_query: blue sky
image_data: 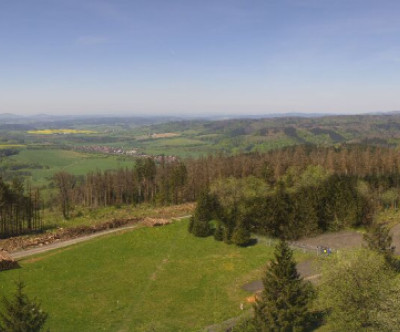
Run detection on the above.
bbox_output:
[0,0,399,115]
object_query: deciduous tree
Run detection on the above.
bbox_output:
[319,249,400,331]
[363,221,396,268]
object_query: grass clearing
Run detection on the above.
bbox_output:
[0,220,310,332]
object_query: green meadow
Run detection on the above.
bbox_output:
[0,220,286,332]
[4,148,135,186]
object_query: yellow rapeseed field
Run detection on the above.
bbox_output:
[27,129,96,135]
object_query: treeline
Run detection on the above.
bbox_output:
[185,144,400,188]
[54,144,400,212]
[53,157,187,218]
[50,143,400,240]
[0,178,42,238]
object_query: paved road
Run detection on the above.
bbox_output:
[10,215,191,260]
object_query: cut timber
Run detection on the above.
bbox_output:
[0,249,18,271]
[142,218,171,227]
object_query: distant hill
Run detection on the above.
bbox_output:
[142,113,400,154]
[2,112,400,157]
[0,113,22,120]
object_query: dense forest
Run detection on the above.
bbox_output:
[3,143,400,239]
[46,144,400,240]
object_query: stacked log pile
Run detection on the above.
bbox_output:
[0,249,18,271]
[0,217,140,252]
[142,218,171,227]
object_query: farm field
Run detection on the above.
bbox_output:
[0,144,26,149]
[27,129,97,135]
[0,219,310,332]
[2,148,136,187]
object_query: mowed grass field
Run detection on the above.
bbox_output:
[0,220,285,332]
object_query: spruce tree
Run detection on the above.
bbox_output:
[214,222,224,241]
[272,182,293,239]
[223,225,233,244]
[232,218,251,246]
[188,216,195,234]
[0,281,48,332]
[190,190,213,237]
[254,241,314,332]
[190,216,211,237]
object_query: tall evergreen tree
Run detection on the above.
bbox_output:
[213,221,224,241]
[254,241,314,332]
[0,281,48,332]
[231,217,251,246]
[189,190,216,237]
[272,182,293,239]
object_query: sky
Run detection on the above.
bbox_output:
[0,0,399,116]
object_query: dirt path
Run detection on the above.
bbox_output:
[292,230,364,251]
[10,215,191,260]
[291,223,400,255]
[242,225,397,294]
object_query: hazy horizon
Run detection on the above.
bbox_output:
[1,1,400,115]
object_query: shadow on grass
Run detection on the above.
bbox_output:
[235,238,258,248]
[245,238,258,247]
[0,262,21,272]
